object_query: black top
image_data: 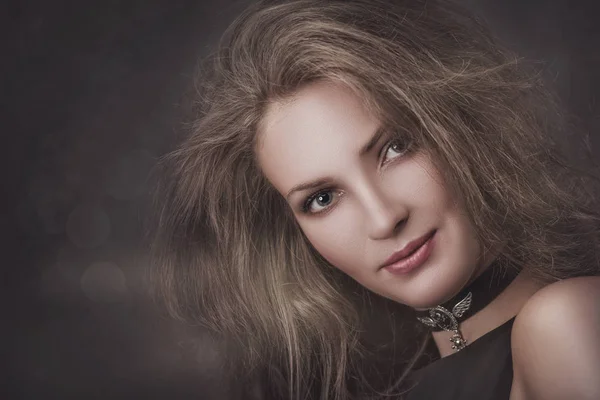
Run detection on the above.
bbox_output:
[406,317,516,400]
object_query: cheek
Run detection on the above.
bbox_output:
[301,219,364,274]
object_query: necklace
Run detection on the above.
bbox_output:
[415,264,518,352]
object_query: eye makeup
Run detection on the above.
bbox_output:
[299,136,412,215]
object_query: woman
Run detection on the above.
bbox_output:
[148,0,600,399]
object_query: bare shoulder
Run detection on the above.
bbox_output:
[510,276,600,400]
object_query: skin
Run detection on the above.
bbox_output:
[256,80,496,311]
[255,80,600,398]
[509,276,600,400]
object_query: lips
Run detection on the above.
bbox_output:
[380,230,436,269]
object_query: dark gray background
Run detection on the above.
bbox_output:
[3,0,599,398]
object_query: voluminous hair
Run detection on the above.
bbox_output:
[147,0,600,399]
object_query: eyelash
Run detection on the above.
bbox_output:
[300,138,410,215]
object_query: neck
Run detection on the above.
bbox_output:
[431,269,545,357]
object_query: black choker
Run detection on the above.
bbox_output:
[415,265,518,351]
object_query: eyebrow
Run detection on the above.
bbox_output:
[285,125,386,200]
[359,125,387,157]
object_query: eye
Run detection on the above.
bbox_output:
[301,189,340,214]
[381,138,411,165]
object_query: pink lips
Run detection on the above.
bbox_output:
[381,230,436,275]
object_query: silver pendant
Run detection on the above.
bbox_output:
[417,292,472,352]
[449,330,467,351]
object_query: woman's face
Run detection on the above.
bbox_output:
[256,81,492,309]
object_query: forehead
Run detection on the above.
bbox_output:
[256,82,379,194]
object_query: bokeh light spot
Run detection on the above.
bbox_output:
[80,261,127,303]
[66,204,111,248]
[104,149,155,200]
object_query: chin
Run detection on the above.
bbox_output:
[403,294,450,310]
[395,263,478,310]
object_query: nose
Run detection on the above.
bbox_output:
[362,183,408,241]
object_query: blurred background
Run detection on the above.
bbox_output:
[2,0,599,398]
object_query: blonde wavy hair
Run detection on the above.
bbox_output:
[147,0,600,398]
